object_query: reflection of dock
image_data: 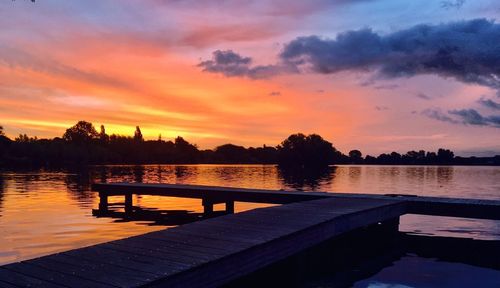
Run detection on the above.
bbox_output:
[92,206,228,226]
[1,183,500,287]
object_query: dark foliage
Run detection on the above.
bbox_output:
[277,133,337,168]
[0,121,498,168]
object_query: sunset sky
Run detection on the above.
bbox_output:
[1,0,499,156]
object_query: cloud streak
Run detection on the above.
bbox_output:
[198,50,293,79]
[423,108,500,128]
[0,45,130,89]
[440,0,466,10]
[478,97,500,110]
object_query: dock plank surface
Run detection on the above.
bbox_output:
[1,197,404,288]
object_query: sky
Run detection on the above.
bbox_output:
[1,0,499,156]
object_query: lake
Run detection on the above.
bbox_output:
[1,164,499,286]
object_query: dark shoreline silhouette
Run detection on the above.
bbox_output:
[0,121,498,168]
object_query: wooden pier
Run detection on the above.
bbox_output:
[1,183,500,287]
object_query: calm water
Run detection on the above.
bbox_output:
[1,165,499,286]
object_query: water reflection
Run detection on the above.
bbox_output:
[437,166,454,185]
[174,165,191,180]
[92,206,226,226]
[132,165,144,183]
[278,166,335,191]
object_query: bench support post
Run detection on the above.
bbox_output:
[125,193,133,214]
[99,192,108,211]
[379,217,400,234]
[203,198,213,216]
[226,201,234,214]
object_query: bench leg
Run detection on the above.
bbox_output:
[125,193,133,214]
[99,193,108,211]
[379,217,399,234]
[203,199,213,216]
[226,201,234,214]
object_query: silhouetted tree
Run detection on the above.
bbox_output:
[277,133,337,167]
[437,148,454,163]
[248,145,278,164]
[214,144,251,163]
[15,134,36,143]
[0,126,11,165]
[134,126,143,142]
[390,152,402,164]
[99,125,109,144]
[63,121,98,144]
[348,149,363,164]
[402,150,427,164]
[174,136,199,163]
[364,155,377,164]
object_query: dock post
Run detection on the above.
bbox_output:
[379,217,400,234]
[125,193,133,214]
[99,192,108,211]
[226,201,235,214]
[203,198,213,216]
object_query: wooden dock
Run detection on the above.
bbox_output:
[1,183,500,287]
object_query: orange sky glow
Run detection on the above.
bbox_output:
[1,1,499,156]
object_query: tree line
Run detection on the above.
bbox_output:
[0,121,498,168]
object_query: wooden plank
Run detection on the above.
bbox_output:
[159,228,259,248]
[157,223,272,244]
[0,280,18,288]
[104,238,226,263]
[3,262,114,288]
[103,241,208,267]
[135,233,233,254]
[28,254,153,288]
[139,230,252,252]
[0,267,64,288]
[323,193,500,220]
[62,246,182,277]
[407,198,500,220]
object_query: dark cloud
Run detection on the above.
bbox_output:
[198,50,290,79]
[421,108,459,124]
[268,91,281,96]
[416,93,432,100]
[375,106,389,111]
[449,109,500,127]
[449,109,489,125]
[374,84,399,90]
[201,19,500,92]
[280,18,500,91]
[478,97,500,110]
[440,0,466,10]
[422,108,500,127]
